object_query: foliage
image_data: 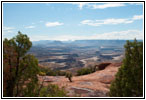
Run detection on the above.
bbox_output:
[77,66,96,76]
[3,31,40,97]
[56,70,67,76]
[65,72,73,82]
[46,69,59,76]
[39,84,67,97]
[109,39,143,97]
[40,67,67,76]
[39,72,46,76]
[3,32,68,97]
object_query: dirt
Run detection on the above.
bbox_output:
[38,62,122,97]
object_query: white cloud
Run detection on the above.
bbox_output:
[70,3,126,10]
[81,19,132,26]
[3,30,13,34]
[81,15,143,26]
[92,30,143,40]
[30,30,143,41]
[3,26,15,31]
[45,22,64,27]
[70,2,142,10]
[88,3,125,9]
[3,26,15,34]
[70,2,89,10]
[132,15,143,20]
[25,25,35,29]
[30,35,51,41]
[129,3,143,5]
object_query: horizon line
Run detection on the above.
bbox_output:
[2,38,143,42]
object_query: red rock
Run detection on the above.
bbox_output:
[95,63,111,70]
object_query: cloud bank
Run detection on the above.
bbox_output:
[81,15,143,26]
[70,2,143,10]
[30,30,143,41]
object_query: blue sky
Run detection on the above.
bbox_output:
[3,2,143,41]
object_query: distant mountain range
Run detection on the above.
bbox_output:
[32,39,143,48]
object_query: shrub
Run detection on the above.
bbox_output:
[109,39,143,97]
[39,72,46,76]
[77,66,96,76]
[65,72,73,82]
[39,84,67,97]
[46,69,57,76]
[39,67,67,76]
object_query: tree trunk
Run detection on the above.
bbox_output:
[15,57,19,96]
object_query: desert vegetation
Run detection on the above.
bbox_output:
[3,32,143,97]
[39,66,67,76]
[109,39,143,97]
[76,66,96,76]
[3,32,67,97]
[65,72,73,82]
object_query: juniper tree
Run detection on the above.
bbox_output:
[3,31,39,97]
[65,72,73,82]
[109,39,143,97]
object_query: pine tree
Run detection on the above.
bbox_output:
[109,39,143,97]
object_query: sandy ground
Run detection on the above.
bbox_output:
[38,63,121,97]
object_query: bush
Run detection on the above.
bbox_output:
[65,72,72,82]
[39,72,46,76]
[77,66,96,76]
[46,69,57,76]
[39,67,67,76]
[39,84,67,97]
[109,39,143,97]
[57,71,67,76]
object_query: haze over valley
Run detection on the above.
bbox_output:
[29,40,126,72]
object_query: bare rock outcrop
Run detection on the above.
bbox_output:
[38,62,122,97]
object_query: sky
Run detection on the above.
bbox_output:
[3,2,143,41]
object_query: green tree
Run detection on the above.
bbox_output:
[65,72,73,82]
[3,31,40,97]
[109,39,143,97]
[3,32,67,97]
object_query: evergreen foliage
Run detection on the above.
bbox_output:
[77,66,96,76]
[39,67,67,76]
[39,84,67,97]
[109,39,143,97]
[3,32,67,97]
[3,31,40,97]
[65,72,73,82]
